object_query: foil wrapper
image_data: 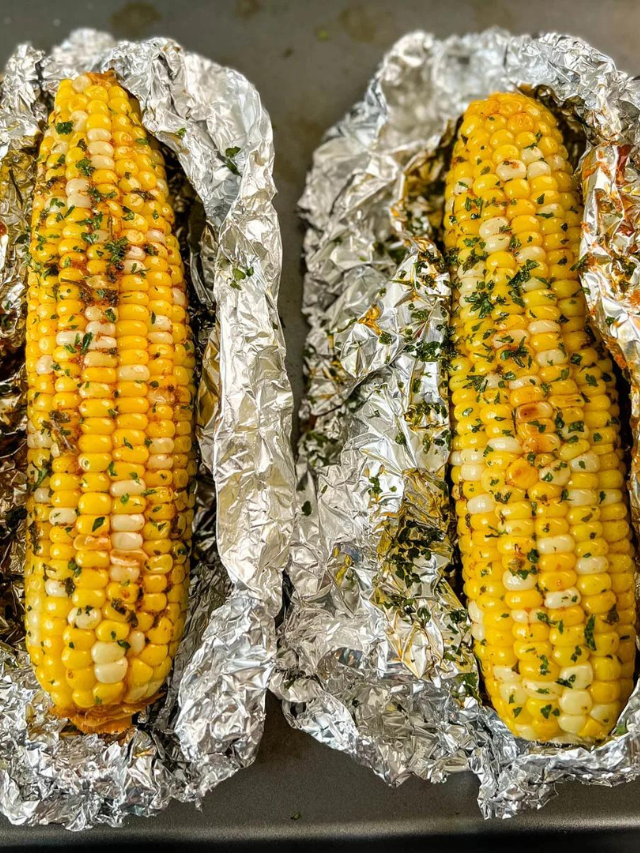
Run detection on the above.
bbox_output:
[0,30,293,828]
[272,28,640,818]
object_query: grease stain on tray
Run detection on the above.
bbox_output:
[338,3,377,43]
[236,0,262,19]
[110,1,161,38]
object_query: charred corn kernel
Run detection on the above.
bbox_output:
[447,92,635,744]
[24,71,195,732]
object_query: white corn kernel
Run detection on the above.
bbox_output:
[479,217,509,239]
[128,631,146,655]
[493,666,520,683]
[109,564,141,584]
[536,348,568,367]
[110,479,146,497]
[87,128,111,142]
[484,373,502,388]
[527,161,551,179]
[460,449,484,463]
[558,713,586,735]
[67,191,91,208]
[66,177,89,196]
[511,609,531,624]
[70,607,102,630]
[567,489,598,506]
[523,679,562,698]
[44,580,68,598]
[56,331,79,346]
[147,454,174,470]
[460,463,483,482]
[28,432,52,449]
[172,287,186,306]
[467,494,495,514]
[92,642,126,664]
[91,155,115,170]
[95,658,129,684]
[49,508,76,525]
[521,146,543,164]
[123,259,147,274]
[86,275,110,290]
[88,335,117,350]
[484,234,511,253]
[544,588,581,609]
[70,110,88,131]
[503,570,537,591]
[559,689,593,715]
[111,531,144,550]
[538,465,571,487]
[487,437,522,453]
[86,321,116,336]
[85,305,114,322]
[471,623,485,641]
[468,601,484,623]
[497,159,526,181]
[508,374,539,389]
[529,320,560,335]
[111,514,145,532]
[148,437,174,454]
[539,203,563,218]
[570,453,600,473]
[558,664,593,691]
[546,154,568,172]
[88,141,114,156]
[148,332,173,344]
[499,683,527,705]
[72,74,90,92]
[576,555,608,575]
[110,549,145,567]
[151,315,172,331]
[34,487,50,504]
[537,535,576,555]
[36,355,53,375]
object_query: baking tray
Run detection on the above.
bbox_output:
[2,0,640,848]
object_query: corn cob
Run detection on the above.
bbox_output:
[24,72,197,732]
[445,92,636,742]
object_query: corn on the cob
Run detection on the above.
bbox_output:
[24,71,197,732]
[445,92,636,742]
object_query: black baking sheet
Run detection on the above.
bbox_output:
[1,0,640,848]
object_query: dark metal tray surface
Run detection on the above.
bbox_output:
[1,0,639,848]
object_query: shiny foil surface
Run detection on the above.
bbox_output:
[0,30,294,828]
[273,28,640,818]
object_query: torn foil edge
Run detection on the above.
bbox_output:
[0,29,294,828]
[273,27,640,819]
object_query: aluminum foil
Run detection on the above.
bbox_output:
[0,29,294,828]
[273,28,640,818]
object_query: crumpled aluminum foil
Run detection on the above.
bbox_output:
[272,28,640,818]
[0,29,293,828]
